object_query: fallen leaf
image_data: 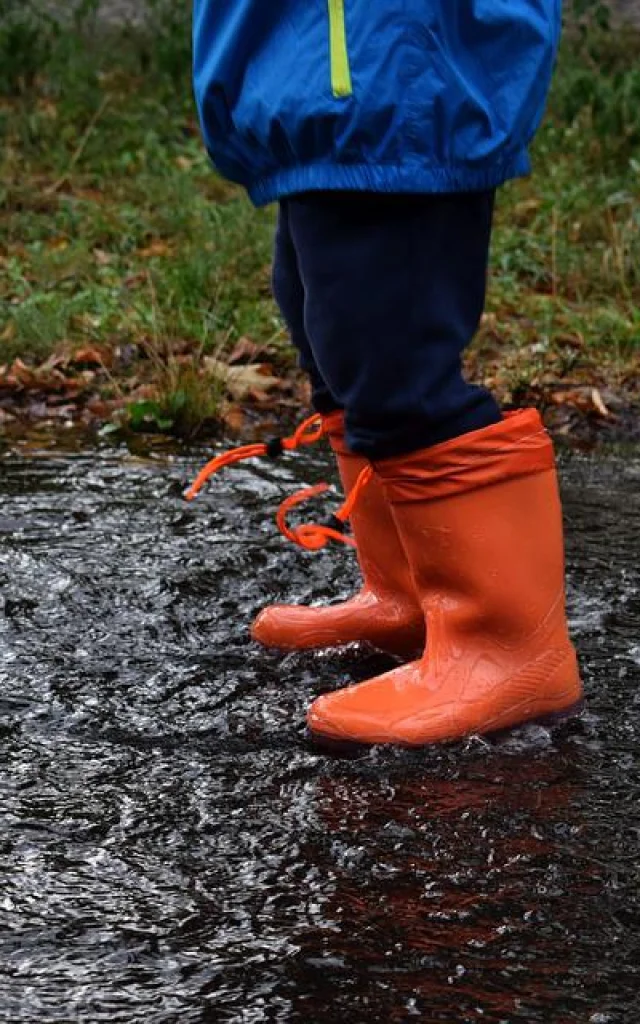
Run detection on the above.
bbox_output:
[124,271,148,289]
[137,240,171,259]
[480,312,498,331]
[37,98,58,119]
[74,313,102,331]
[86,397,126,417]
[247,389,271,404]
[93,248,114,266]
[513,198,542,221]
[203,357,282,401]
[221,403,245,432]
[294,376,313,409]
[69,346,111,369]
[74,188,104,202]
[127,384,159,402]
[39,349,72,373]
[7,358,37,388]
[228,337,260,364]
[550,385,613,419]
[591,387,610,418]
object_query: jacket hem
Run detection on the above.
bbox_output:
[247,152,531,206]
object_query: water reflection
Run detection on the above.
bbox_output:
[289,750,579,1020]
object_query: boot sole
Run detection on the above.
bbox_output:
[306,697,586,756]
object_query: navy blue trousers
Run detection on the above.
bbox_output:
[272,191,501,460]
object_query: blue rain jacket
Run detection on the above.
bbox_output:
[193,1,561,207]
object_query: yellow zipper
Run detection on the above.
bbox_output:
[328,0,353,98]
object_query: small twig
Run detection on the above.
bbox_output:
[45,95,111,195]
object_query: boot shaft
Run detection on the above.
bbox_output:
[374,412,572,648]
[325,413,418,601]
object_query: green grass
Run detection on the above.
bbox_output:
[1,0,639,433]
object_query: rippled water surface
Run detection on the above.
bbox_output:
[1,436,639,1023]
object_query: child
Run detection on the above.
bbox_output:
[192,1,584,747]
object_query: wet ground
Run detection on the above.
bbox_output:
[1,435,639,1023]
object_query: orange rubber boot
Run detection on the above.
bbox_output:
[252,413,424,658]
[307,410,584,747]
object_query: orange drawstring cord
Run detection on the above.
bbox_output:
[183,412,372,551]
[183,413,325,501]
[276,464,374,551]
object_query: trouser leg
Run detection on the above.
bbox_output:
[272,201,339,415]
[284,191,501,460]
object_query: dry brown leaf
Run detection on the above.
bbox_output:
[591,387,610,418]
[47,237,70,252]
[247,389,272,404]
[203,357,282,401]
[74,313,102,331]
[127,384,159,402]
[38,351,71,374]
[8,359,37,387]
[37,98,58,119]
[550,386,612,419]
[74,188,104,202]
[69,346,110,368]
[294,376,313,409]
[228,336,260,365]
[221,403,246,432]
[513,198,542,221]
[86,396,126,417]
[137,240,171,259]
[124,271,148,289]
[480,312,498,331]
[93,248,114,266]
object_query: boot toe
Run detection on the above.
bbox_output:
[251,603,349,650]
[306,666,420,746]
[251,604,308,649]
[307,693,381,747]
[251,605,283,647]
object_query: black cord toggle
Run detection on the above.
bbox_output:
[265,437,284,459]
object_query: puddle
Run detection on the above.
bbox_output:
[0,439,639,1023]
